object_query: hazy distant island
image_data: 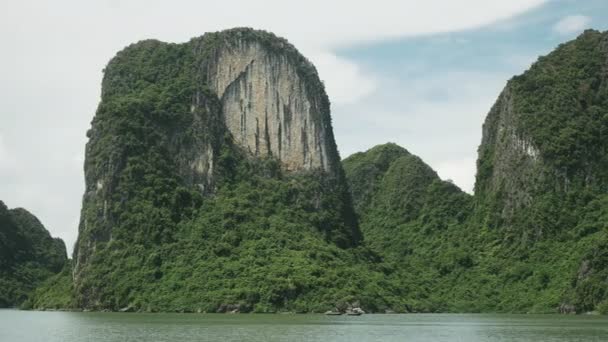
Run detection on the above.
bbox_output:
[1,28,607,315]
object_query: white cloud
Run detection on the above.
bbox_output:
[334,70,508,193]
[47,0,546,48]
[0,0,546,249]
[309,51,377,105]
[0,1,547,106]
[435,157,478,194]
[553,15,591,35]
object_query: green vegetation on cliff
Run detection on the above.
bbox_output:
[341,30,608,314]
[474,29,608,313]
[73,140,396,312]
[344,144,483,312]
[343,142,607,313]
[26,29,608,314]
[69,28,386,313]
[0,201,67,307]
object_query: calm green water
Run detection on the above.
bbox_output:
[1,310,607,341]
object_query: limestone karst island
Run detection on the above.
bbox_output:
[1,2,608,341]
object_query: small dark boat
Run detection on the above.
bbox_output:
[346,311,362,316]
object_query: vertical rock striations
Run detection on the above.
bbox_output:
[203,33,335,172]
[72,28,363,311]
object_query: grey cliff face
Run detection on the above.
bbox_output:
[205,38,332,172]
[475,85,544,224]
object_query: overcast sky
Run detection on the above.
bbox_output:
[1,0,607,253]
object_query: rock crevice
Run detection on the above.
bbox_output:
[206,39,332,172]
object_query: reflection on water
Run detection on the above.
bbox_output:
[1,309,607,342]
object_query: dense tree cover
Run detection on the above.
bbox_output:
[0,201,67,307]
[512,30,608,182]
[474,29,608,312]
[343,143,608,314]
[71,122,393,312]
[343,144,480,312]
[61,147,403,312]
[343,144,472,252]
[340,30,608,314]
[30,29,608,314]
[54,28,374,312]
[24,262,75,310]
[476,30,608,231]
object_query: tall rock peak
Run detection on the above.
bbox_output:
[201,28,338,173]
[475,29,608,228]
[72,28,358,309]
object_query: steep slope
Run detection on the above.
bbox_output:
[341,31,608,314]
[344,143,472,255]
[204,33,339,172]
[343,144,474,311]
[474,29,608,313]
[476,29,608,233]
[71,28,382,312]
[0,200,67,307]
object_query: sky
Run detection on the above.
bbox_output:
[1,0,607,253]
